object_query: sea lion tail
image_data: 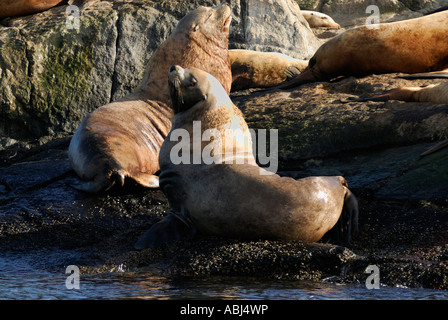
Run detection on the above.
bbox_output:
[134,210,197,250]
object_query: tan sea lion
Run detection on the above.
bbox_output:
[301,10,340,29]
[229,49,308,91]
[278,11,448,89]
[0,0,64,18]
[68,4,232,193]
[134,66,359,249]
[350,82,448,104]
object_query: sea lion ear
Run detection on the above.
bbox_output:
[203,94,208,101]
[193,24,199,32]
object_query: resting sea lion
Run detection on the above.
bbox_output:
[278,11,448,89]
[350,82,448,104]
[301,10,340,29]
[69,4,232,193]
[134,66,359,249]
[229,49,308,91]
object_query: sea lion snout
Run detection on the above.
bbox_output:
[213,3,232,30]
[168,65,185,82]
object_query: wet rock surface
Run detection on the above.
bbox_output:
[1,71,447,290]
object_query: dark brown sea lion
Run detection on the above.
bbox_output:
[277,11,448,89]
[135,66,359,249]
[68,4,232,193]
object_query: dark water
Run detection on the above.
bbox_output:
[1,251,447,300]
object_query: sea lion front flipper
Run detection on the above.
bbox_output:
[284,66,302,81]
[134,209,197,250]
[67,170,125,194]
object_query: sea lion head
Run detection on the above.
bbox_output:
[176,3,232,38]
[168,65,220,113]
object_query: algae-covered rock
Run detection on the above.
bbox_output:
[1,3,118,144]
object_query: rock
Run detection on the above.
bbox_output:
[0,0,320,149]
[1,3,119,145]
[240,0,320,58]
[233,74,448,161]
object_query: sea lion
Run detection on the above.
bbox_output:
[68,4,232,193]
[349,82,448,104]
[346,80,448,157]
[0,0,64,18]
[301,10,340,29]
[134,66,359,249]
[277,11,448,89]
[229,49,308,91]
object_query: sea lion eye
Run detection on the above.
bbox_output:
[190,78,197,87]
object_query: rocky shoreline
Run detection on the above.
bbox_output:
[1,72,447,290]
[1,0,447,292]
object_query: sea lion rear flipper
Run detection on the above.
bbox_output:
[324,188,359,245]
[132,173,160,188]
[398,71,448,79]
[341,93,391,103]
[420,139,448,158]
[134,209,196,250]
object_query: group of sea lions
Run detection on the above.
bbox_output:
[5,2,447,249]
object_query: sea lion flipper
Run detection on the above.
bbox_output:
[323,188,359,245]
[132,173,160,188]
[284,66,302,81]
[134,210,196,250]
[67,177,116,194]
[398,72,448,79]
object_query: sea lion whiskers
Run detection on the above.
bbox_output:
[174,78,184,112]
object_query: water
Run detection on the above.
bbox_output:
[1,251,447,300]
